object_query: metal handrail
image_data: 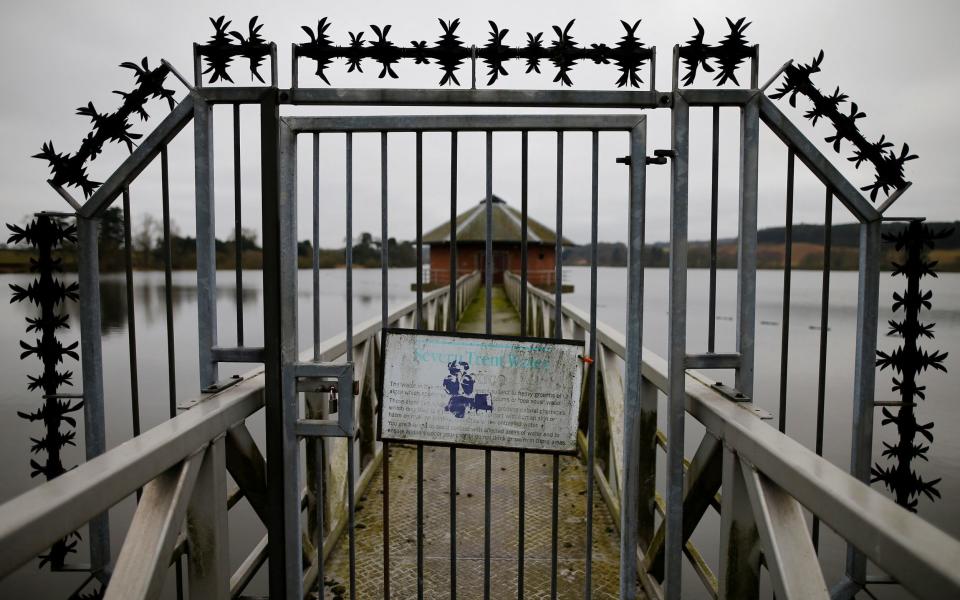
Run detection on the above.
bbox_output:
[502,270,960,599]
[0,270,481,588]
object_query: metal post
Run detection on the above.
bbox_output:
[380,130,391,599]
[193,97,218,389]
[736,97,760,397]
[846,218,881,586]
[77,215,110,574]
[620,119,647,599]
[415,132,424,599]
[261,89,298,599]
[664,92,689,600]
[312,133,320,360]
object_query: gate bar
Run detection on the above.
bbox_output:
[483,130,493,600]
[550,130,564,600]
[517,130,529,599]
[583,130,600,598]
[415,131,425,600]
[345,132,357,600]
[381,131,391,599]
[448,131,458,600]
[620,118,647,600]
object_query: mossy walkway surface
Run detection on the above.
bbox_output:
[322,286,627,599]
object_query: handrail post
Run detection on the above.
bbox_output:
[187,436,230,598]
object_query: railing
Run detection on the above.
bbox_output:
[0,271,481,599]
[503,270,960,600]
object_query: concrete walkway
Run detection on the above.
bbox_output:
[322,286,626,599]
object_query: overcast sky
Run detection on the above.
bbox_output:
[1,0,958,247]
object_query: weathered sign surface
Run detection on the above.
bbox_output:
[378,329,585,452]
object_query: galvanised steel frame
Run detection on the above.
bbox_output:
[1,37,949,600]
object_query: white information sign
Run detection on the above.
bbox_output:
[378,330,585,452]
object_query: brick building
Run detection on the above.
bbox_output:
[423,195,572,289]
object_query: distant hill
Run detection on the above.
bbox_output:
[562,221,960,271]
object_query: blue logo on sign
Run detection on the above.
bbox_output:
[442,360,494,418]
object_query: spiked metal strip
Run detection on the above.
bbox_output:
[292,17,655,88]
[32,58,176,198]
[770,50,916,201]
[6,215,83,570]
[871,221,952,512]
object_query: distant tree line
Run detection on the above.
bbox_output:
[0,208,423,272]
[561,221,960,271]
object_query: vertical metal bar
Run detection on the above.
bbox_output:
[708,107,719,353]
[621,120,647,600]
[483,129,493,600]
[416,443,424,600]
[262,91,298,599]
[380,130,391,599]
[312,133,320,360]
[583,130,600,599]
[554,132,563,325]
[346,133,354,362]
[449,132,458,330]
[193,98,218,389]
[77,215,110,574]
[664,93,690,600]
[550,130,564,600]
[381,132,389,328]
[812,189,833,551]
[518,130,529,600]
[161,148,176,419]
[415,132,424,599]
[233,103,244,347]
[778,150,795,433]
[737,97,760,397]
[313,431,326,600]
[121,187,141,438]
[160,147,183,599]
[345,131,357,599]
[416,133,423,328]
[845,218,881,586]
[520,131,529,334]
[549,453,559,600]
[347,437,358,600]
[448,130,458,600]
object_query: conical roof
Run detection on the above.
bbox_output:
[422,195,573,245]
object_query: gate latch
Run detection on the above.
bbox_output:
[646,149,676,165]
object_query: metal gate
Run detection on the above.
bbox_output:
[11,14,957,600]
[269,114,647,598]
